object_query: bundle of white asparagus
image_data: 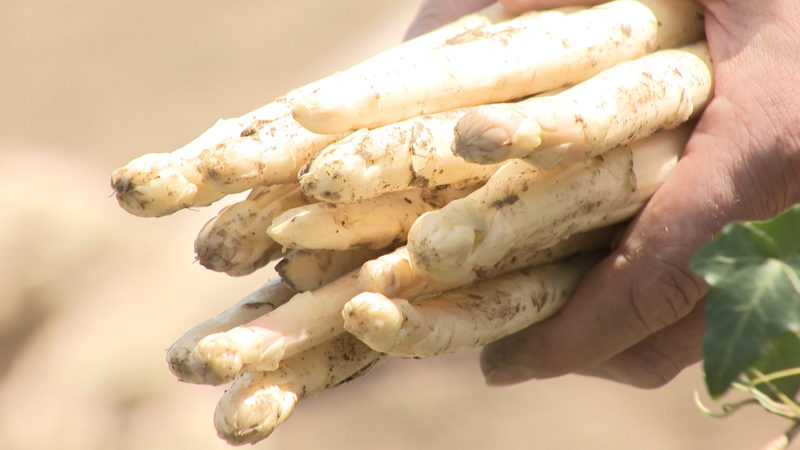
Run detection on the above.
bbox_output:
[111,0,712,444]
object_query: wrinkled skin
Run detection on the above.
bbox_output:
[407,0,800,388]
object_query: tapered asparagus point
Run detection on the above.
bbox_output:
[165,279,296,384]
[190,329,287,385]
[407,200,487,282]
[193,184,303,276]
[453,106,542,165]
[292,100,357,135]
[215,377,298,445]
[194,212,281,276]
[166,344,195,382]
[111,154,224,217]
[357,252,413,297]
[342,292,405,352]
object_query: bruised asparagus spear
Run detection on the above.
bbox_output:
[298,108,504,204]
[358,226,618,300]
[268,186,479,251]
[292,0,705,134]
[453,42,712,168]
[166,278,296,384]
[194,184,306,276]
[214,333,385,445]
[407,125,692,283]
[275,248,385,292]
[110,7,507,217]
[344,254,599,358]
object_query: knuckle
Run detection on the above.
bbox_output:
[626,253,707,333]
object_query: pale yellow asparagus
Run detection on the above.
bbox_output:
[194,184,306,276]
[407,125,693,283]
[268,187,477,251]
[166,277,296,384]
[298,109,503,204]
[358,226,617,300]
[292,0,705,134]
[275,248,385,292]
[110,9,504,217]
[189,270,362,385]
[344,255,598,358]
[453,42,712,168]
[214,333,385,445]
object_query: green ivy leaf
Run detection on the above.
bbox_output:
[690,204,800,398]
[749,332,800,402]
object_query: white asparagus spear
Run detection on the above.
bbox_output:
[298,108,503,204]
[292,0,705,134]
[358,226,617,300]
[187,196,619,384]
[110,115,254,217]
[275,248,384,292]
[267,187,477,251]
[166,278,296,384]
[407,125,693,283]
[197,5,517,195]
[214,333,385,445]
[453,42,712,168]
[171,250,382,385]
[344,255,598,358]
[110,9,505,216]
[194,184,306,276]
[188,271,362,385]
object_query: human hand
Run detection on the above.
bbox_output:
[407,0,800,388]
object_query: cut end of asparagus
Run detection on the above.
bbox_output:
[190,328,287,385]
[215,379,298,445]
[110,153,223,217]
[453,106,542,165]
[342,292,405,353]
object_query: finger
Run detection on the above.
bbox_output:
[405,0,495,39]
[498,0,602,14]
[575,298,706,389]
[479,90,800,382]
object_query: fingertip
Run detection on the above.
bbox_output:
[480,336,536,386]
[484,366,531,386]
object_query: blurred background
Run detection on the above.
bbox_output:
[0,0,788,448]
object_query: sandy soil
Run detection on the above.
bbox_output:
[0,1,790,449]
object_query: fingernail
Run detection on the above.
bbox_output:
[485,367,529,386]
